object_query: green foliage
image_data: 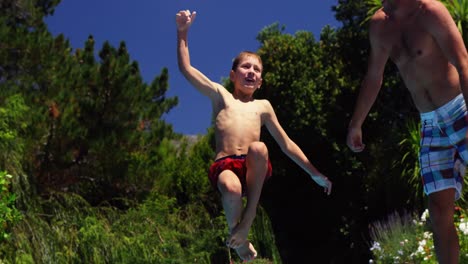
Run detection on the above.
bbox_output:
[0,171,22,242]
[0,94,29,175]
[369,207,468,263]
[30,37,179,203]
[0,129,281,263]
[257,25,338,133]
[250,207,282,264]
[370,212,421,263]
[442,0,468,44]
[362,0,383,25]
[0,191,224,263]
[156,134,214,204]
[1,0,179,203]
[2,0,180,206]
[0,94,36,211]
[0,0,61,27]
[393,119,425,208]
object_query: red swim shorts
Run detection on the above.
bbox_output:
[208,154,272,196]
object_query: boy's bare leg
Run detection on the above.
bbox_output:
[217,170,243,234]
[428,189,459,264]
[228,142,268,251]
[217,170,257,261]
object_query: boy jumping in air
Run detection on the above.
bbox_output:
[176,10,332,261]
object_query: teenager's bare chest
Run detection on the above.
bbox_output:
[386,21,435,65]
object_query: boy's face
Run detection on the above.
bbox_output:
[230,55,263,92]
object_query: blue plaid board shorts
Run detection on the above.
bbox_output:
[419,93,467,200]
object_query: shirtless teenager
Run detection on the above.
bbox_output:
[346,1,468,263]
[176,10,332,262]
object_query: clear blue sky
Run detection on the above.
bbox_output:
[45,1,341,135]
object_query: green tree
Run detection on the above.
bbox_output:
[0,0,179,205]
[33,36,179,204]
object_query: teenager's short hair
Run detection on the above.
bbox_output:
[231,51,263,71]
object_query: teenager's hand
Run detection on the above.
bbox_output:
[176,10,197,32]
[311,175,332,195]
[346,126,365,152]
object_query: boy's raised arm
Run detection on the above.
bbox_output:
[176,10,220,99]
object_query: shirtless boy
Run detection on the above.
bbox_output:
[346,1,468,263]
[176,10,332,262]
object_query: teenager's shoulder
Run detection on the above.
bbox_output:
[368,9,391,38]
[369,9,394,47]
[370,8,387,25]
[417,0,456,35]
[422,0,446,12]
[418,0,451,20]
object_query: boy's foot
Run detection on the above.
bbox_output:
[227,223,249,248]
[235,241,257,262]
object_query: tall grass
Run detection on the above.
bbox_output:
[0,190,281,263]
[1,192,218,263]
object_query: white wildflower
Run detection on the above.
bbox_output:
[419,239,427,246]
[370,241,381,251]
[417,245,425,253]
[421,209,429,222]
[459,221,468,235]
[423,232,432,239]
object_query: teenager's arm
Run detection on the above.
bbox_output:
[347,12,390,152]
[176,10,222,100]
[423,2,468,104]
[263,100,332,195]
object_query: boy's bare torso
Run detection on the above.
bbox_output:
[213,87,267,160]
[374,3,461,112]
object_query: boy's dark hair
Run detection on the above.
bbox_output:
[231,51,263,71]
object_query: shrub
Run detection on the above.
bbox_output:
[369,207,468,263]
[0,171,22,241]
